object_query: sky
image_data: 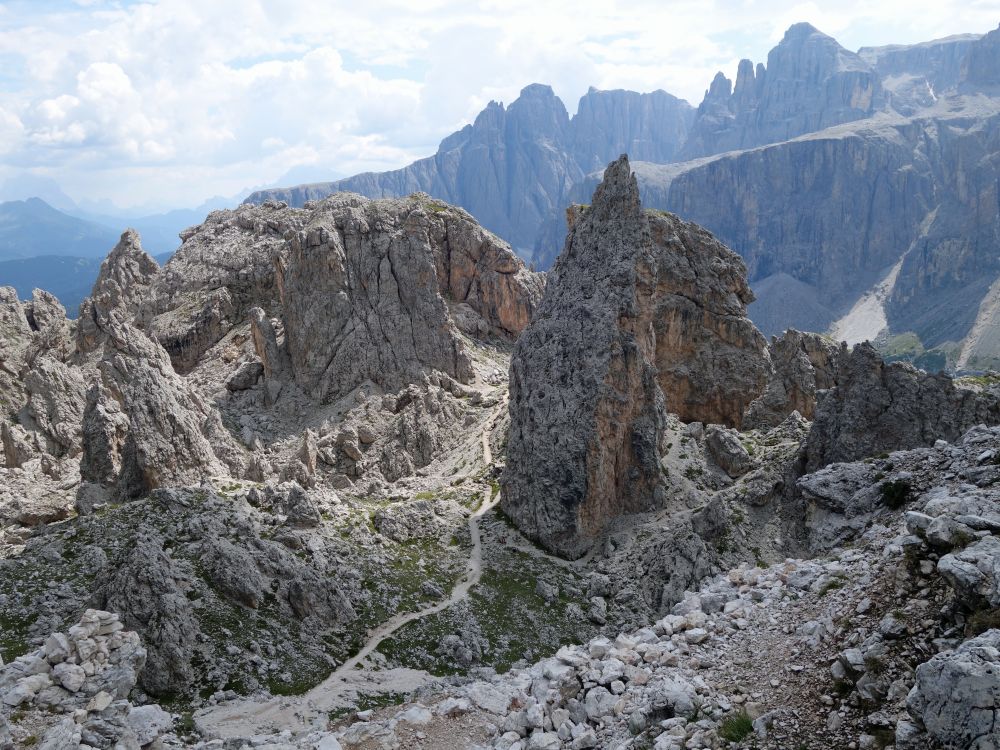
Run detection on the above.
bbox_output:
[0,0,997,212]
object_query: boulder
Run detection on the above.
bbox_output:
[705,425,753,478]
[226,360,264,391]
[903,629,1000,748]
[937,536,1000,608]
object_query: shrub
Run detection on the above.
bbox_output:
[880,479,911,509]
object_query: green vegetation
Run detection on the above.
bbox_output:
[833,678,854,697]
[718,710,754,742]
[967,607,1000,636]
[957,372,1000,388]
[878,331,955,372]
[818,576,846,596]
[864,655,887,676]
[374,528,592,676]
[879,479,912,509]
[0,611,38,662]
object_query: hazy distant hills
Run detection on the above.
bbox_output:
[0,198,121,261]
[0,197,177,315]
[0,250,173,316]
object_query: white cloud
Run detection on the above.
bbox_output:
[0,0,995,209]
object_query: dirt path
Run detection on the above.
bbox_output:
[196,399,506,738]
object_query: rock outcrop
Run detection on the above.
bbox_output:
[678,23,885,160]
[744,329,846,428]
[82,314,243,501]
[274,192,542,403]
[76,230,159,355]
[502,156,770,557]
[804,342,1000,471]
[903,629,1000,748]
[146,200,306,371]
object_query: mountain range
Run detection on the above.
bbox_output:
[247,21,1000,370]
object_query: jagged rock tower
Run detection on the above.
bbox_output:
[502,155,771,558]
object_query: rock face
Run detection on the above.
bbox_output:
[961,24,1000,87]
[904,629,1000,748]
[804,342,1000,471]
[98,535,201,696]
[569,88,695,171]
[76,230,159,355]
[860,33,981,112]
[274,192,543,403]
[145,201,306,372]
[744,330,846,428]
[83,314,242,500]
[245,85,695,255]
[678,23,885,160]
[502,156,770,557]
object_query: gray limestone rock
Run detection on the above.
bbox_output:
[201,538,266,609]
[502,155,769,557]
[937,536,1000,608]
[146,200,304,373]
[904,629,1000,748]
[804,343,1000,471]
[226,359,264,391]
[744,330,846,429]
[98,535,200,697]
[704,425,753,478]
[275,192,542,403]
[91,315,243,499]
[76,230,159,355]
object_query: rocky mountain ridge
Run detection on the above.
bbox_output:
[3,154,1000,750]
[246,22,1000,370]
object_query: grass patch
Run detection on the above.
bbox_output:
[819,577,846,596]
[718,710,754,742]
[375,542,591,676]
[864,655,888,676]
[833,678,854,697]
[967,607,1000,637]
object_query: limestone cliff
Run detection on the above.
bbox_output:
[76,230,159,355]
[502,156,770,558]
[245,85,695,255]
[274,192,543,403]
[678,23,885,160]
[804,342,1000,471]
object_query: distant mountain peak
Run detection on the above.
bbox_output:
[518,83,557,98]
[781,21,824,41]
